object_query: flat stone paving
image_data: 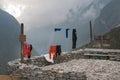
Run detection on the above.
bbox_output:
[41,59,120,80]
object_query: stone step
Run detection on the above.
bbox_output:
[84,53,117,57]
[84,53,117,60]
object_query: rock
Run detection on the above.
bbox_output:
[7,51,120,80]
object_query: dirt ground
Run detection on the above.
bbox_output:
[0,75,25,80]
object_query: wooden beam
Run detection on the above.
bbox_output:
[20,23,24,63]
[101,35,103,48]
[89,20,93,47]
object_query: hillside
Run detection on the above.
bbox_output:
[81,26,120,49]
[0,9,20,74]
[93,0,120,35]
[105,26,120,49]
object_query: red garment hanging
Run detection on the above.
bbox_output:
[23,43,30,57]
[48,45,56,59]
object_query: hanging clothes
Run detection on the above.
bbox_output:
[66,28,70,38]
[56,45,61,56]
[23,43,30,57]
[48,45,56,59]
[44,54,54,63]
[72,29,77,49]
[28,44,32,58]
[54,28,62,32]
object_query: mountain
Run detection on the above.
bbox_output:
[0,9,20,74]
[26,0,112,54]
[55,0,112,47]
[82,26,120,49]
[93,0,120,35]
[105,26,120,49]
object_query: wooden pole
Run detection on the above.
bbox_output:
[20,23,24,63]
[101,35,103,48]
[89,20,93,46]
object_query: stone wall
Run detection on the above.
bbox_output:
[8,66,86,80]
[29,51,84,67]
[8,51,86,80]
[8,50,120,80]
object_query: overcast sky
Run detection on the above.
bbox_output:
[0,0,94,31]
[0,0,112,53]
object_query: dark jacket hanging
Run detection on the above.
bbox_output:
[56,45,61,56]
[72,29,77,49]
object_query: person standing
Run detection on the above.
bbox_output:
[72,28,77,49]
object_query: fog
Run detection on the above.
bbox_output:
[0,0,111,55]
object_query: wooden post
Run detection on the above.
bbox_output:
[20,23,25,63]
[101,35,103,48]
[89,20,93,47]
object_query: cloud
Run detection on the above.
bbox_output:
[0,0,95,31]
[0,0,111,53]
[82,5,97,20]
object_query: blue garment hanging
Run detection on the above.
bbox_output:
[66,28,70,38]
[54,28,70,38]
[54,28,62,32]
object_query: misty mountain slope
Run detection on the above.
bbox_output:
[56,0,111,46]
[94,0,120,35]
[0,9,20,74]
[105,26,120,49]
[26,0,111,54]
[83,26,120,49]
